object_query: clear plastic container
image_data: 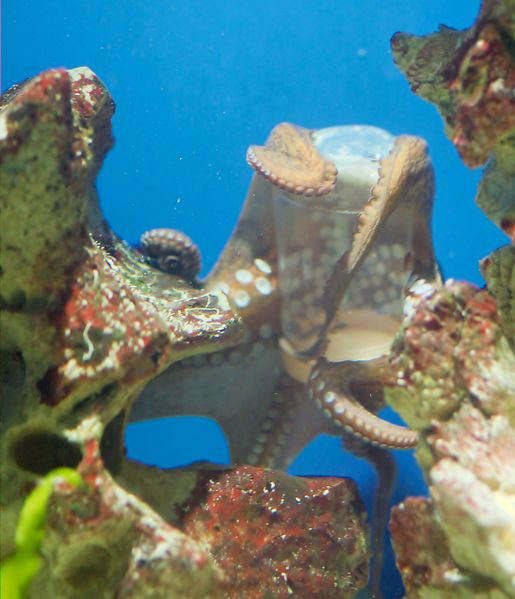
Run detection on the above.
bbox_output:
[274,125,413,363]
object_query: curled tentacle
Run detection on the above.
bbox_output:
[301,135,436,359]
[308,358,419,449]
[140,228,201,282]
[246,122,338,197]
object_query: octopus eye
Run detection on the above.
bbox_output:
[159,254,182,275]
[139,228,201,282]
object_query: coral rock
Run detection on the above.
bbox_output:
[429,404,515,596]
[390,497,458,596]
[183,466,369,598]
[0,67,241,596]
[390,497,511,599]
[475,135,515,241]
[481,245,515,350]
[391,0,515,168]
[388,281,515,433]
[37,428,223,599]
[391,0,515,241]
[0,65,242,476]
[388,281,515,597]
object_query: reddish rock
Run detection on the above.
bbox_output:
[37,430,223,599]
[388,281,515,597]
[1,67,243,413]
[0,67,240,597]
[480,245,515,349]
[388,281,513,430]
[183,467,369,598]
[390,497,457,595]
[391,0,515,168]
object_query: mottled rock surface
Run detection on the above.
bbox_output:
[391,0,515,169]
[183,467,368,599]
[0,66,242,598]
[391,0,515,240]
[388,281,515,437]
[390,497,510,599]
[387,282,515,597]
[38,426,223,599]
[481,245,515,350]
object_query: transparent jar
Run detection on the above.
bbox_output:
[274,125,413,371]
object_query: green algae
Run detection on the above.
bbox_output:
[1,467,82,599]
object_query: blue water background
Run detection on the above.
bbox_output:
[4,2,506,596]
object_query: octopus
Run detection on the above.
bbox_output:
[140,228,201,282]
[131,122,440,597]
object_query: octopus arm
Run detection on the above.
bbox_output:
[206,174,277,281]
[308,358,419,449]
[246,122,337,197]
[305,136,438,357]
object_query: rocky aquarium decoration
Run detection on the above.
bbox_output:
[387,0,515,597]
[391,0,515,237]
[0,68,372,598]
[1,0,514,597]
